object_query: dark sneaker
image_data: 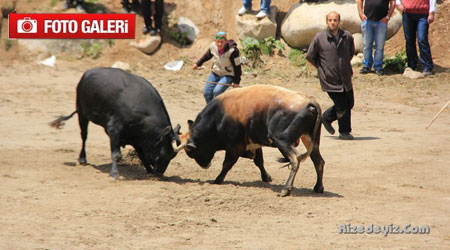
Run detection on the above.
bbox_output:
[360,67,370,74]
[61,2,70,10]
[339,132,354,140]
[422,70,433,76]
[143,26,151,35]
[150,28,160,36]
[375,69,384,76]
[322,119,335,135]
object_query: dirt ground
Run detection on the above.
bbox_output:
[1,0,450,249]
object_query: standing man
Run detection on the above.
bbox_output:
[142,0,164,35]
[306,11,355,140]
[357,0,395,76]
[396,0,436,75]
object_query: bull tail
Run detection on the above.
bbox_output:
[298,101,322,163]
[49,111,77,129]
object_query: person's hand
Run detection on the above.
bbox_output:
[428,12,435,24]
[396,4,405,12]
[192,63,198,70]
[381,17,389,24]
[232,83,239,88]
[359,14,367,22]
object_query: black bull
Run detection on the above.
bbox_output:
[50,67,182,179]
[180,85,325,197]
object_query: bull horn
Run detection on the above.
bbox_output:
[172,140,187,153]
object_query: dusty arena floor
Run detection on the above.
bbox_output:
[1,60,449,249]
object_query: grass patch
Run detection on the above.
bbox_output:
[5,40,13,51]
[81,41,103,59]
[383,50,407,74]
[168,24,192,46]
[241,36,284,68]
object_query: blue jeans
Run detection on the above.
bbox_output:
[361,19,387,71]
[243,0,271,14]
[402,12,433,71]
[204,73,232,104]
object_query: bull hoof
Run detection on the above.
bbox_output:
[314,185,324,193]
[78,158,87,165]
[280,188,291,197]
[262,174,272,183]
[213,179,224,184]
[109,173,121,181]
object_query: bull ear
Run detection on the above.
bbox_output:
[173,124,181,135]
[187,120,194,132]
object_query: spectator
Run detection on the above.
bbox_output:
[306,11,356,140]
[62,0,85,12]
[141,0,164,35]
[238,0,271,19]
[396,0,436,75]
[357,0,395,76]
[193,32,242,104]
[121,0,140,13]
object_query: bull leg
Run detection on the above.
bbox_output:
[310,147,325,193]
[254,148,272,182]
[107,123,123,180]
[134,145,153,174]
[78,113,89,165]
[214,150,240,184]
[275,140,301,197]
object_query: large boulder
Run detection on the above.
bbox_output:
[353,33,363,54]
[129,35,161,54]
[281,0,402,49]
[235,6,278,41]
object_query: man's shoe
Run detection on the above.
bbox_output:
[339,132,354,140]
[61,2,70,10]
[322,119,335,135]
[149,28,160,36]
[360,67,370,74]
[238,6,250,15]
[375,69,384,76]
[76,4,86,12]
[255,11,269,19]
[422,70,433,76]
[143,26,151,35]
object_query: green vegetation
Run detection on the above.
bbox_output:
[288,48,308,75]
[241,36,284,68]
[5,40,13,51]
[81,41,103,59]
[168,24,192,46]
[383,50,407,73]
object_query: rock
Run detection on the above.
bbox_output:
[235,6,278,41]
[178,17,199,43]
[353,33,362,54]
[111,61,130,72]
[402,67,425,79]
[351,53,363,67]
[281,1,403,48]
[129,35,161,54]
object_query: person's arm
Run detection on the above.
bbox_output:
[395,0,404,12]
[349,34,355,59]
[193,49,213,69]
[229,49,242,85]
[356,0,367,21]
[428,0,437,23]
[306,36,319,69]
[381,0,396,23]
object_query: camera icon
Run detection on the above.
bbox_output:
[17,17,38,33]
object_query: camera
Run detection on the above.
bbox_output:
[17,17,38,33]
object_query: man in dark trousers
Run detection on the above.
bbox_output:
[396,0,436,75]
[306,11,356,140]
[141,0,164,35]
[357,0,395,76]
